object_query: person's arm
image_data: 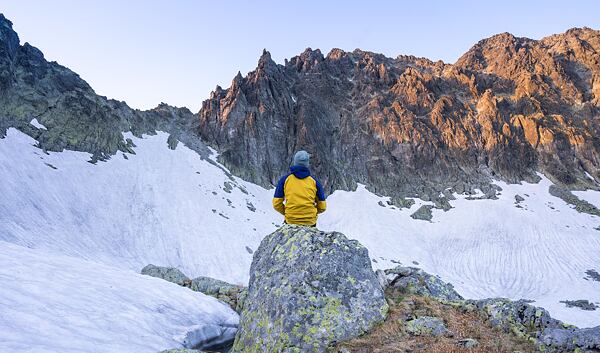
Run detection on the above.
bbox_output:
[315,179,327,214]
[272,175,287,215]
[272,198,285,215]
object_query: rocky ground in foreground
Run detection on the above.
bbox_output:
[148,226,600,353]
[333,292,536,353]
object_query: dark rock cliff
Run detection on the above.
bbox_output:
[0,14,209,162]
[199,29,600,202]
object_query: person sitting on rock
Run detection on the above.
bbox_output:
[272,150,327,226]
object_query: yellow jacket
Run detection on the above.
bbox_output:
[272,166,326,225]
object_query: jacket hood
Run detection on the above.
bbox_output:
[290,165,311,179]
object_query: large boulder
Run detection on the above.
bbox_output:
[232,225,388,352]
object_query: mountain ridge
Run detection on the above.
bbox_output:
[1,13,599,203]
[0,13,209,163]
[199,26,600,204]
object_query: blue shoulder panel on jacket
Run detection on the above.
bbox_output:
[290,165,311,179]
[274,174,289,198]
[314,178,326,201]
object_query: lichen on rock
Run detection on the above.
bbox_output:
[140,264,246,313]
[232,225,388,352]
[465,298,600,352]
[404,316,451,337]
[141,264,190,286]
[189,276,246,312]
[385,266,463,301]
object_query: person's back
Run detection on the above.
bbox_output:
[272,151,326,226]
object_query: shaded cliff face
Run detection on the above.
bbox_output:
[0,14,208,162]
[199,28,600,201]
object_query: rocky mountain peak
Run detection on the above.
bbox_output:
[0,13,20,88]
[0,13,200,162]
[0,13,18,51]
[2,12,598,203]
[233,70,243,81]
[0,13,16,36]
[20,42,45,60]
[326,48,347,60]
[287,47,325,72]
[199,27,600,202]
[257,49,277,73]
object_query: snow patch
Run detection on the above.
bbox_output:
[585,171,596,182]
[573,189,600,209]
[29,118,47,130]
[0,241,237,353]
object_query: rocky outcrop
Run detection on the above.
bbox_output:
[199,29,600,202]
[385,266,463,301]
[140,265,242,351]
[585,269,600,282]
[141,264,190,286]
[0,14,209,163]
[232,225,388,352]
[549,184,600,216]
[560,299,599,311]
[387,265,600,352]
[189,276,246,312]
[333,288,535,352]
[140,264,246,313]
[409,205,434,221]
[467,298,600,352]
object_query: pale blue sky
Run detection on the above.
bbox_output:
[3,0,599,111]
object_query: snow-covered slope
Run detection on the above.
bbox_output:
[319,181,600,328]
[0,128,280,284]
[0,128,273,352]
[0,241,238,353]
[1,126,599,353]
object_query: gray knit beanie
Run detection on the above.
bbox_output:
[292,150,310,167]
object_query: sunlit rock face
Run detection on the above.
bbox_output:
[199,28,600,202]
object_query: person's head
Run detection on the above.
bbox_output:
[292,150,310,168]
